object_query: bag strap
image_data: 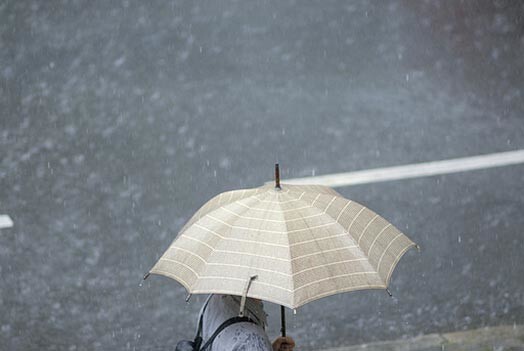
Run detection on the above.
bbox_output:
[199,316,255,351]
[192,295,214,350]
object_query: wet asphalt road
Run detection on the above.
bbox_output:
[1,1,524,350]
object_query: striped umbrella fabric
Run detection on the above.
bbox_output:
[149,183,416,309]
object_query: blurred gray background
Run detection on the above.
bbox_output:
[1,0,523,350]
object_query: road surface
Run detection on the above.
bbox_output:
[1,1,523,350]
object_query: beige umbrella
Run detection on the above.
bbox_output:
[146,165,417,321]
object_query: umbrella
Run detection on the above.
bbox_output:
[145,164,417,335]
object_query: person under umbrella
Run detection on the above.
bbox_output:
[198,294,295,351]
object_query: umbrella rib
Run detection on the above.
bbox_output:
[290,233,352,248]
[347,206,366,236]
[154,263,293,292]
[310,193,321,206]
[192,223,288,248]
[205,263,291,277]
[357,214,380,245]
[163,251,292,277]
[293,258,368,276]
[212,250,289,262]
[277,195,296,302]
[198,188,260,218]
[327,196,338,209]
[150,268,193,292]
[251,192,306,205]
[335,201,353,221]
[177,236,290,261]
[181,188,256,232]
[296,284,386,308]
[168,246,207,263]
[222,194,334,223]
[366,223,392,257]
[205,213,338,234]
[293,271,379,292]
[197,276,293,293]
[291,245,358,261]
[235,201,313,214]
[376,232,404,275]
[220,206,326,223]
[179,234,215,250]
[233,193,321,214]
[385,242,416,286]
[159,258,202,277]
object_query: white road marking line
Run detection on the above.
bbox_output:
[284,149,524,188]
[0,215,13,229]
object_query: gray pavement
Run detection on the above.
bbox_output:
[322,324,524,351]
[1,1,523,350]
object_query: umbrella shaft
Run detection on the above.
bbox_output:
[280,305,286,337]
[275,164,281,189]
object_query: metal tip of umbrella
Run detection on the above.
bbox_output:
[415,244,421,252]
[139,272,151,287]
[386,288,393,297]
[275,163,281,190]
[185,294,192,303]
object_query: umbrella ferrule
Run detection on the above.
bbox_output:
[239,275,258,317]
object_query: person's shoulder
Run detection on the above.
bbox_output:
[213,322,272,351]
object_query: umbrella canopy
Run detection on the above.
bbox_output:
[148,181,416,309]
